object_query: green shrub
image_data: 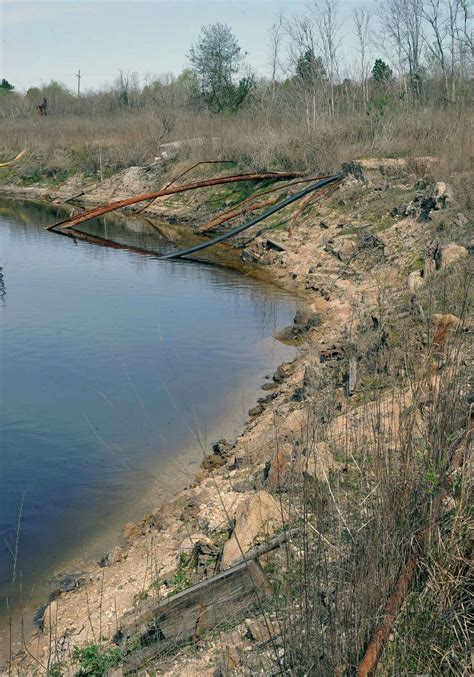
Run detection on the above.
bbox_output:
[73,644,121,676]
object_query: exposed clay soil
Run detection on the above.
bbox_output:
[2,156,472,675]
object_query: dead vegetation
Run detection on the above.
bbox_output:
[108,259,472,677]
[274,260,472,675]
[0,106,472,189]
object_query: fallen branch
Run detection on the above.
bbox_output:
[46,171,305,231]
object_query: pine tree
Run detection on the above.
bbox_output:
[371,59,393,84]
[296,50,327,83]
[0,79,15,92]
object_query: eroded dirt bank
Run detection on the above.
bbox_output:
[3,155,472,675]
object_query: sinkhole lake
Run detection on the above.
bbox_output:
[0,199,297,644]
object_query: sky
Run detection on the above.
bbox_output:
[1,0,367,93]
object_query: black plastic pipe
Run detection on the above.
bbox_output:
[159,174,342,260]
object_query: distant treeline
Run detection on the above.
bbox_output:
[1,0,472,122]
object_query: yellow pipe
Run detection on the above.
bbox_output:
[0,149,27,167]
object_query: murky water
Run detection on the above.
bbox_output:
[0,199,297,652]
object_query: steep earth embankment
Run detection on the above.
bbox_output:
[4,155,472,676]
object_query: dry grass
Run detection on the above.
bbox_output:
[0,106,472,184]
[1,92,472,675]
[269,262,472,675]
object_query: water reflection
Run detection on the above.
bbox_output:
[0,198,297,651]
[0,267,5,304]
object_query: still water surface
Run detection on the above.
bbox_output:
[0,199,297,646]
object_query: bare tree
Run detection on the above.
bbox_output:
[421,0,449,98]
[379,0,424,100]
[444,0,473,100]
[456,0,473,95]
[285,15,318,72]
[285,15,321,130]
[311,0,342,116]
[457,0,473,56]
[269,12,284,103]
[113,70,141,108]
[353,6,372,106]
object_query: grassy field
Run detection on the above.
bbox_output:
[0,106,472,187]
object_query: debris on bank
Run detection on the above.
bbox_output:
[7,155,472,676]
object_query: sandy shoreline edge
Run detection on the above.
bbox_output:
[3,155,471,674]
[0,181,303,668]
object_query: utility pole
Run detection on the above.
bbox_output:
[76,69,81,98]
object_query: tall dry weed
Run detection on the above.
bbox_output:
[1,106,472,181]
[272,263,472,674]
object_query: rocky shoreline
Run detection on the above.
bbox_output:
[3,155,471,675]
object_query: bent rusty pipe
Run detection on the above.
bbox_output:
[136,160,236,214]
[358,405,473,676]
[196,174,331,233]
[159,174,343,260]
[357,555,418,677]
[49,175,342,262]
[50,224,162,257]
[197,196,279,234]
[46,171,305,232]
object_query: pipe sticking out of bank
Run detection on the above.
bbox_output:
[48,173,343,261]
[159,174,342,260]
[46,171,306,232]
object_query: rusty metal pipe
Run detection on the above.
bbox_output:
[196,174,330,233]
[357,555,418,677]
[357,404,473,676]
[159,174,343,260]
[52,226,161,256]
[197,196,278,234]
[46,171,305,232]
